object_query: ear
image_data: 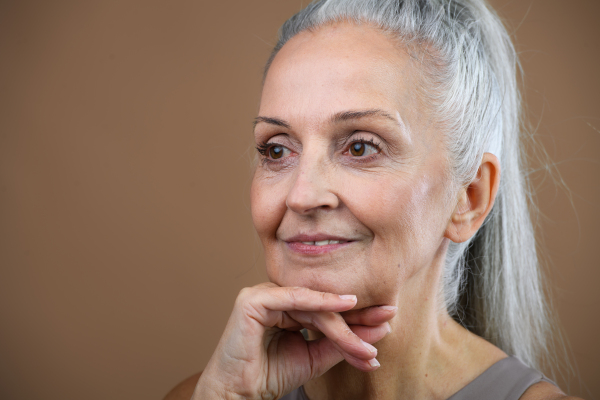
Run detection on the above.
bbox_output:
[444,153,501,243]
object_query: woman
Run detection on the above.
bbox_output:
[167,0,580,399]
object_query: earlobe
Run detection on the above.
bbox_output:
[444,153,500,243]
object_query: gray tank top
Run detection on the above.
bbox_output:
[280,356,555,400]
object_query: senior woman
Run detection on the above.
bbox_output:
[166,0,580,399]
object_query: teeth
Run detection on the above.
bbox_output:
[300,240,346,246]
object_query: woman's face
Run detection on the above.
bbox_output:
[251,23,456,307]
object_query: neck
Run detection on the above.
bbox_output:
[303,241,506,400]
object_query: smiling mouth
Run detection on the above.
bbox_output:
[299,240,350,246]
[284,239,354,255]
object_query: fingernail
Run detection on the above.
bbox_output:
[368,358,380,368]
[361,339,377,355]
[339,295,357,302]
[379,305,397,311]
[385,322,392,334]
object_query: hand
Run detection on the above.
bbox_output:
[193,282,396,400]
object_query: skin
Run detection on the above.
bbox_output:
[168,22,580,400]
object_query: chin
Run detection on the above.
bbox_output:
[269,264,348,291]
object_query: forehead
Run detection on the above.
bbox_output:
[260,22,419,127]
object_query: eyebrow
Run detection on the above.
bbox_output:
[331,109,400,126]
[253,116,290,129]
[254,108,400,129]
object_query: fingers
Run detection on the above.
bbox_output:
[235,284,396,372]
[350,322,392,344]
[341,305,398,326]
[238,285,358,315]
[287,310,388,371]
[302,322,391,374]
[286,305,396,371]
[327,322,393,371]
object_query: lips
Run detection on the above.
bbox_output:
[299,239,348,246]
[285,233,355,243]
[283,233,355,255]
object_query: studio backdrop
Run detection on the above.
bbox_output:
[0,1,598,399]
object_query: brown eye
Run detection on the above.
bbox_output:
[269,145,285,159]
[350,142,366,156]
[348,140,379,158]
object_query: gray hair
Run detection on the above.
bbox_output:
[265,0,550,369]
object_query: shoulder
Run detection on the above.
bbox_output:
[519,381,585,400]
[163,371,202,400]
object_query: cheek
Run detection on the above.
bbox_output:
[250,177,283,239]
[346,174,421,229]
[346,171,448,260]
[251,177,288,283]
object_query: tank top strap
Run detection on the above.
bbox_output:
[446,356,555,400]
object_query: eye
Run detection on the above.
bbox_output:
[269,145,287,159]
[348,140,380,157]
[256,142,292,161]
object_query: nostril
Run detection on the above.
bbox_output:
[285,173,340,213]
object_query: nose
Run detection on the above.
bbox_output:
[285,155,340,215]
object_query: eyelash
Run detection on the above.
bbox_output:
[347,138,381,160]
[255,137,382,164]
[255,142,274,156]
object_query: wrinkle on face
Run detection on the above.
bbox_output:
[251,21,456,309]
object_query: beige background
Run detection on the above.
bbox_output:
[0,1,598,399]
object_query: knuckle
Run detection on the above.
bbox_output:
[235,287,253,306]
[337,325,357,345]
[342,325,355,339]
[237,287,251,299]
[319,292,328,309]
[236,283,275,305]
[287,286,308,306]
